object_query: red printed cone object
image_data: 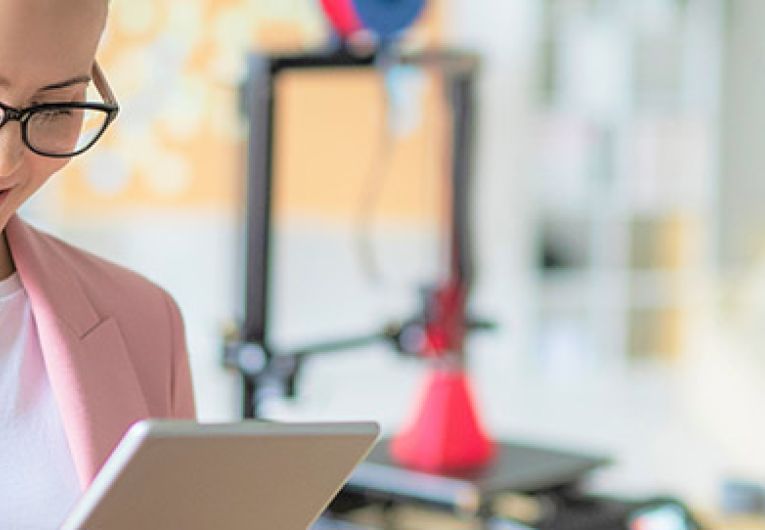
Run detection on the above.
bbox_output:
[391,368,495,473]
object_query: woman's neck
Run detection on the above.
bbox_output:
[0,230,16,281]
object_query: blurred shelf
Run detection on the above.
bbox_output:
[528,0,720,363]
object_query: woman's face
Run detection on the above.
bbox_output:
[0,0,107,233]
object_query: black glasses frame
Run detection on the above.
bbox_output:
[0,61,119,158]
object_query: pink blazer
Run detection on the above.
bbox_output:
[4,213,196,491]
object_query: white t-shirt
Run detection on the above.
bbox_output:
[0,272,82,528]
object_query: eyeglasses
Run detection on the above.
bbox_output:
[0,61,119,158]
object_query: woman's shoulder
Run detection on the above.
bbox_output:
[11,217,195,419]
[28,222,179,320]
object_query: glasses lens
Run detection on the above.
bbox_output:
[27,106,110,156]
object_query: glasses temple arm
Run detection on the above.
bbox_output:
[92,61,118,107]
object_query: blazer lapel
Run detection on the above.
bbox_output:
[5,214,150,490]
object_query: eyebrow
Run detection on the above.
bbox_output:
[0,74,91,92]
[38,75,92,92]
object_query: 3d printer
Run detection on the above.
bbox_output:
[222,1,702,528]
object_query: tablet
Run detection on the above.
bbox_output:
[62,419,380,530]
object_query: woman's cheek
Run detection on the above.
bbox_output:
[24,156,70,198]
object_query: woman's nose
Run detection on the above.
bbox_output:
[0,122,24,176]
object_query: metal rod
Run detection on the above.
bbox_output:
[449,68,477,289]
[242,55,277,418]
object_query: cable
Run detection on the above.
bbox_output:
[353,51,397,286]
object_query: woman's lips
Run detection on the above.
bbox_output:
[0,189,10,205]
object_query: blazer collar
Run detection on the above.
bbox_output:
[5,214,101,337]
[5,213,150,490]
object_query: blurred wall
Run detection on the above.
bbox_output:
[719,0,765,269]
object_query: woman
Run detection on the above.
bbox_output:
[0,0,196,525]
